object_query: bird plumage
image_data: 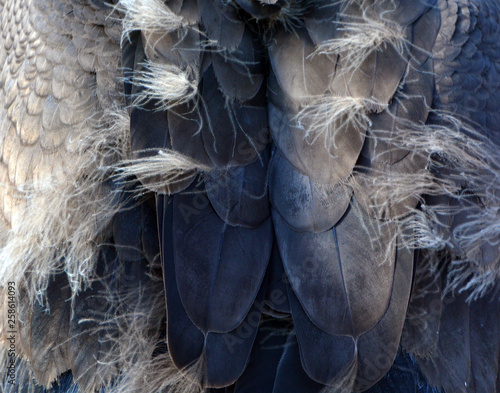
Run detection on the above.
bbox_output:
[0,0,499,392]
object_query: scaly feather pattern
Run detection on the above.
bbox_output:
[0,1,499,393]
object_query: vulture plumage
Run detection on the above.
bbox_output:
[0,0,499,392]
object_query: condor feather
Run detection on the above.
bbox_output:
[172,187,272,332]
[18,274,72,387]
[200,63,269,168]
[69,247,120,392]
[161,196,267,387]
[205,145,271,228]
[270,151,352,233]
[2,1,500,393]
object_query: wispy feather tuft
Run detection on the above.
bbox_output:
[295,95,373,149]
[0,108,130,304]
[314,7,408,74]
[113,149,211,194]
[116,0,183,43]
[130,62,198,111]
[359,110,500,300]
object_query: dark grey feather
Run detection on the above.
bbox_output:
[22,274,72,387]
[268,27,334,103]
[268,97,366,185]
[201,63,269,168]
[198,0,244,49]
[232,319,290,393]
[205,145,271,228]
[271,333,328,393]
[162,194,266,387]
[273,201,397,338]
[69,246,119,392]
[172,187,272,332]
[270,151,352,233]
[211,26,266,102]
[353,238,414,391]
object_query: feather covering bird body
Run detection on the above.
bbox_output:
[0,0,499,392]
